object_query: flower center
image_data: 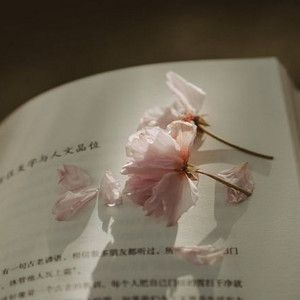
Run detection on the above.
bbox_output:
[182,114,209,127]
[178,163,198,181]
[182,113,197,123]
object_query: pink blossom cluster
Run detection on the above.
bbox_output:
[52,72,259,266]
[121,72,254,225]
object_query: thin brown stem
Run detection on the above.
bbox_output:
[198,124,274,160]
[195,170,251,197]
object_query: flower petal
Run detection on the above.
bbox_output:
[58,165,92,191]
[166,71,206,114]
[144,172,198,226]
[124,174,162,206]
[173,245,224,266]
[53,187,98,221]
[100,170,122,207]
[138,72,206,130]
[167,121,197,160]
[217,162,254,204]
[122,127,183,174]
[138,106,180,130]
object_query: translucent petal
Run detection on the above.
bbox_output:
[167,121,197,161]
[58,164,92,191]
[218,162,254,204]
[53,187,98,221]
[173,245,224,266]
[138,72,206,130]
[166,71,206,114]
[100,170,122,207]
[144,173,197,226]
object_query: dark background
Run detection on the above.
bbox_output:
[1,0,300,122]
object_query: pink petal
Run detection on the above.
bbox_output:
[122,162,171,177]
[100,170,122,207]
[138,106,179,130]
[122,127,184,174]
[167,121,197,161]
[124,174,162,206]
[217,162,254,204]
[52,187,98,221]
[173,245,224,266]
[138,72,206,130]
[166,71,206,114]
[144,172,198,226]
[58,165,92,191]
[138,101,191,130]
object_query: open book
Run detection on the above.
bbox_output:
[0,58,299,300]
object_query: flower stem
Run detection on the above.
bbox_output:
[197,124,273,160]
[195,169,252,197]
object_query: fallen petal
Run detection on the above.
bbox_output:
[173,245,224,266]
[53,187,98,221]
[218,162,254,204]
[58,165,92,191]
[100,170,122,207]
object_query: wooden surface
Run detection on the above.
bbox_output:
[0,0,300,121]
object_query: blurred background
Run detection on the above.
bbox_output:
[1,0,300,121]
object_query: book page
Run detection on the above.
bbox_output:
[294,89,300,136]
[0,58,299,300]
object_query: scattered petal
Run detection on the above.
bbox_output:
[173,245,224,266]
[58,165,92,191]
[52,187,98,221]
[100,170,122,207]
[217,162,254,204]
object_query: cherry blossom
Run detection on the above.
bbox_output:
[139,71,273,160]
[123,120,255,226]
[122,121,199,226]
[138,71,206,130]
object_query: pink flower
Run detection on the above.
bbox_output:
[122,120,199,226]
[58,164,92,191]
[100,170,122,207]
[138,71,206,130]
[217,162,254,204]
[173,245,224,266]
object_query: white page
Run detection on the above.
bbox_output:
[293,89,300,136]
[0,58,299,300]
